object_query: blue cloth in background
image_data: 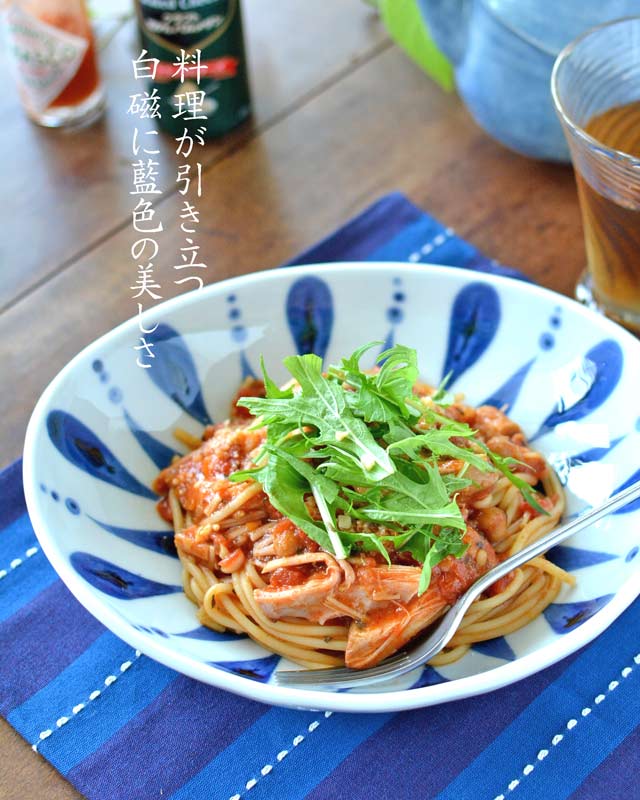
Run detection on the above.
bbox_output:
[1,193,638,800]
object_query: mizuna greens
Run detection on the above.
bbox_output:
[231,342,546,594]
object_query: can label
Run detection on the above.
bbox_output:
[136,0,251,137]
[5,5,87,111]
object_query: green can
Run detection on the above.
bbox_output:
[135,0,251,138]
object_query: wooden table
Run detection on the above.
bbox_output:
[0,2,585,797]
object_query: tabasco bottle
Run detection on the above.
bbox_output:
[4,0,104,128]
[135,0,251,138]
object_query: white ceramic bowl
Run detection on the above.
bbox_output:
[23,263,640,712]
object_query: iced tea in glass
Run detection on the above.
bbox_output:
[552,17,640,333]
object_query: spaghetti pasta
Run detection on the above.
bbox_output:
[154,348,572,671]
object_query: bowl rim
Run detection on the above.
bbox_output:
[22,261,640,713]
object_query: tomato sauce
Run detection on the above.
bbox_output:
[520,494,555,518]
[156,496,173,524]
[432,555,480,606]
[153,423,266,521]
[231,378,266,421]
[268,565,315,589]
[272,519,319,556]
[486,572,514,597]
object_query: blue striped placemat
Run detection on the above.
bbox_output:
[2,193,638,800]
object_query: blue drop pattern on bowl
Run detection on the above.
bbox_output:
[543,595,616,635]
[442,282,501,386]
[147,323,213,426]
[471,636,516,662]
[212,654,281,683]
[548,436,625,488]
[123,409,180,471]
[70,552,182,600]
[176,626,246,643]
[482,358,536,412]
[481,306,565,410]
[546,546,618,571]
[612,468,640,515]
[410,665,448,689]
[92,360,178,472]
[47,410,156,500]
[88,517,178,558]
[42,274,637,686]
[286,276,333,360]
[533,340,623,440]
[570,438,625,466]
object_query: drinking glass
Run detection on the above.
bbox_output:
[551,17,640,333]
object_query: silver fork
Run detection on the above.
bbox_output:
[275,479,640,689]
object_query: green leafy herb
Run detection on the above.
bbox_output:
[475,442,547,515]
[340,530,391,564]
[240,353,394,480]
[387,427,491,473]
[374,344,419,415]
[418,528,469,594]
[232,342,549,595]
[259,354,293,400]
[231,453,335,553]
[431,372,454,405]
[353,464,466,530]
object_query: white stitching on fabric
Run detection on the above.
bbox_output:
[491,654,638,800]
[227,710,334,799]
[407,228,455,263]
[31,650,141,752]
[0,544,40,579]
